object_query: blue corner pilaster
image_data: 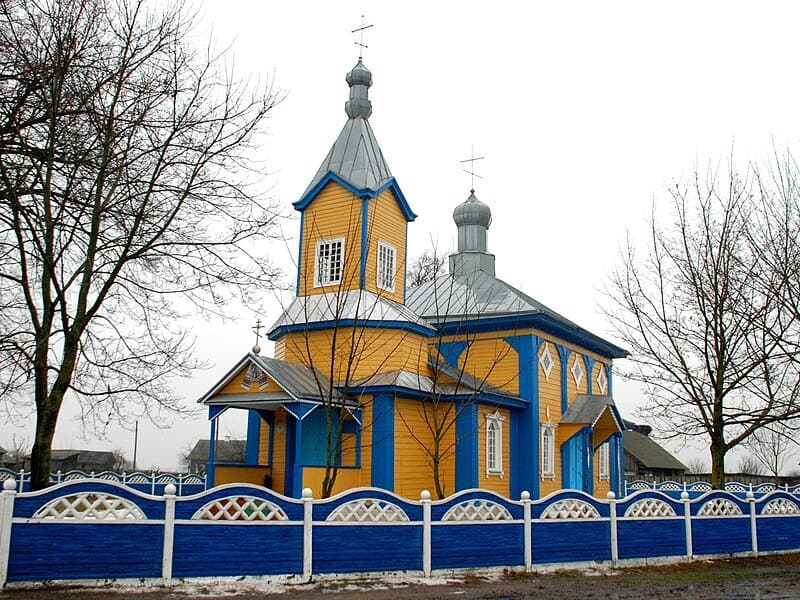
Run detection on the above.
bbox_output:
[292,417,303,498]
[245,410,261,465]
[609,431,623,496]
[436,341,468,368]
[295,212,305,295]
[505,334,541,499]
[359,196,369,289]
[606,364,614,396]
[372,393,395,490]
[556,345,571,414]
[206,406,225,489]
[455,401,479,490]
[584,428,595,495]
[257,410,275,465]
[584,356,596,394]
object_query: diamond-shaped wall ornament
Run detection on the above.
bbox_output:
[539,343,554,380]
[326,498,410,522]
[571,355,584,387]
[442,499,513,521]
[624,498,677,518]
[33,493,146,520]
[192,496,289,521]
[596,368,608,394]
[541,499,600,520]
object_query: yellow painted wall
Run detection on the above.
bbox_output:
[594,446,611,497]
[281,328,429,382]
[477,405,511,497]
[302,467,362,498]
[358,401,373,487]
[273,338,285,360]
[538,341,563,496]
[362,189,407,303]
[215,465,271,486]
[394,397,456,499]
[298,182,363,296]
[258,418,270,465]
[270,408,287,495]
[451,332,519,395]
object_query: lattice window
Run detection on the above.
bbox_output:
[242,362,268,390]
[34,493,146,520]
[314,237,344,286]
[182,474,204,484]
[688,482,712,491]
[725,483,747,493]
[762,498,800,515]
[539,343,554,380]
[377,241,396,292]
[628,481,650,490]
[541,424,555,478]
[624,498,677,518]
[697,498,743,517]
[486,412,504,475]
[126,474,149,484]
[157,474,177,484]
[97,472,121,481]
[571,355,584,387]
[659,482,682,491]
[598,442,610,480]
[541,499,601,519]
[326,498,410,522]
[442,499,513,521]
[64,472,86,481]
[754,483,776,493]
[193,496,288,521]
[596,367,608,394]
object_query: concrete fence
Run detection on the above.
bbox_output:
[625,479,800,499]
[1,478,799,588]
[0,468,205,496]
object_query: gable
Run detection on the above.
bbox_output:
[218,363,289,396]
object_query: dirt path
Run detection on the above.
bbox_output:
[4,554,800,599]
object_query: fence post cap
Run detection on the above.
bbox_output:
[746,490,755,500]
[520,490,531,500]
[301,488,313,499]
[680,491,690,500]
[164,483,177,496]
[606,491,616,500]
[3,478,16,491]
[420,490,431,500]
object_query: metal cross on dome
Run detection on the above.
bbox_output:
[352,15,374,60]
[460,146,486,192]
[251,318,263,354]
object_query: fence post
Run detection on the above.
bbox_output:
[421,490,431,577]
[17,470,24,493]
[0,479,18,588]
[747,490,758,556]
[521,491,532,571]
[56,470,62,484]
[178,474,183,496]
[607,491,618,565]
[681,491,693,559]
[151,472,156,495]
[302,488,313,581]
[161,484,176,585]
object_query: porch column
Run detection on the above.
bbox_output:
[371,392,395,490]
[455,401,478,490]
[206,406,226,489]
[245,410,261,465]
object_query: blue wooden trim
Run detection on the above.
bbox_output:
[296,211,304,295]
[281,401,318,420]
[258,410,275,466]
[584,427,594,495]
[292,417,303,498]
[403,224,408,303]
[348,384,528,409]
[584,355,596,394]
[268,319,436,341]
[245,411,261,465]
[371,393,395,490]
[556,345,571,414]
[505,334,541,498]
[436,341,469,367]
[437,314,628,360]
[455,401,478,490]
[609,432,622,497]
[206,412,217,489]
[606,363,613,395]
[359,196,369,289]
[293,172,417,221]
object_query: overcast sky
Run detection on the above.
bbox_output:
[6,1,800,473]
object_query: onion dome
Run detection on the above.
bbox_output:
[345,59,372,119]
[453,190,492,229]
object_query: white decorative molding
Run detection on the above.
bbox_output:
[596,368,608,394]
[570,355,584,387]
[697,498,743,517]
[624,498,677,518]
[192,496,288,521]
[762,498,800,515]
[33,493,146,520]
[326,498,410,522]
[541,499,600,520]
[242,362,268,390]
[539,343,554,380]
[442,499,513,521]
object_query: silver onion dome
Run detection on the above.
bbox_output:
[345,59,372,119]
[453,190,492,229]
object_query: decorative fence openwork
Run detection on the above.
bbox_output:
[624,480,800,499]
[1,479,800,587]
[0,469,205,496]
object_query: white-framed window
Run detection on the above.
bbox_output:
[486,411,505,476]
[539,342,554,380]
[377,241,396,292]
[598,442,610,480]
[571,354,584,387]
[541,423,556,478]
[596,367,608,394]
[314,237,344,287]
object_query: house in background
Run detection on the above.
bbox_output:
[197,57,629,500]
[623,424,687,481]
[186,439,246,475]
[42,449,117,473]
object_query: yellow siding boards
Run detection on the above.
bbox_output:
[457,336,519,395]
[271,408,287,495]
[477,405,510,497]
[215,465,270,486]
[302,467,361,498]
[362,189,407,303]
[394,398,455,499]
[538,341,563,495]
[299,181,363,297]
[258,419,270,465]
[359,401,373,487]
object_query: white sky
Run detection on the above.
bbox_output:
[6,1,800,473]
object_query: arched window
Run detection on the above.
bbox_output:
[486,412,504,475]
[598,442,610,480]
[541,424,555,478]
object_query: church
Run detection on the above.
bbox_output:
[197,57,628,500]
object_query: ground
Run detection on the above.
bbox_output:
[4,554,800,599]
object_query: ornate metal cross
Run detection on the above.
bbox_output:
[352,15,374,59]
[460,146,485,192]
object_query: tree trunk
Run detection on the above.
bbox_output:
[30,398,61,490]
[710,440,727,489]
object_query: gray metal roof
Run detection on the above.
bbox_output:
[268,289,435,337]
[623,430,688,471]
[430,359,518,398]
[561,394,622,429]
[250,354,340,401]
[350,366,516,398]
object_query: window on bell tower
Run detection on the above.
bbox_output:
[377,241,396,292]
[314,237,344,287]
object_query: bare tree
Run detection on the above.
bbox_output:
[0,0,281,489]
[744,421,798,478]
[605,156,800,489]
[685,456,708,475]
[734,453,763,476]
[406,247,447,287]
[3,434,30,470]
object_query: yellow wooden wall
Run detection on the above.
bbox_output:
[362,188,407,303]
[281,328,429,381]
[394,397,456,499]
[594,445,611,497]
[450,331,519,395]
[358,401,373,487]
[298,181,363,296]
[258,417,270,465]
[477,405,511,497]
[302,467,361,497]
[538,341,563,497]
[270,408,287,495]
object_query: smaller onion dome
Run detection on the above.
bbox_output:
[453,190,492,229]
[345,59,373,119]
[346,59,373,87]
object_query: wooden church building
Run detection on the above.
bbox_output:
[198,58,628,500]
